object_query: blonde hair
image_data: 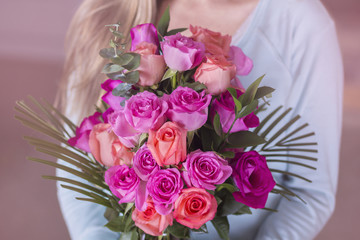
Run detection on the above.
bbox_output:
[57,0,158,124]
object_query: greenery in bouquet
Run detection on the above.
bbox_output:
[15,8,318,240]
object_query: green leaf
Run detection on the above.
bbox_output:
[233,205,252,215]
[161,68,177,81]
[191,224,208,233]
[200,127,213,151]
[218,151,235,159]
[213,114,222,136]
[216,183,237,193]
[119,231,138,240]
[227,88,242,113]
[124,202,134,215]
[237,99,258,119]
[167,221,190,239]
[227,131,266,148]
[157,6,170,37]
[216,189,250,217]
[111,53,135,66]
[239,75,264,106]
[104,207,119,221]
[166,27,187,36]
[112,83,132,96]
[183,82,207,91]
[102,63,124,74]
[211,216,230,240]
[105,216,125,232]
[255,86,275,100]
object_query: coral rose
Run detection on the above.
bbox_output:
[174,187,217,229]
[190,25,232,56]
[89,123,134,167]
[194,55,236,95]
[147,121,187,166]
[132,199,173,236]
[134,42,166,87]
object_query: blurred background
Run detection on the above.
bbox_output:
[0,0,359,239]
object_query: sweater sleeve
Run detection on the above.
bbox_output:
[255,7,343,240]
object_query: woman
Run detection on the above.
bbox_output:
[56,0,343,239]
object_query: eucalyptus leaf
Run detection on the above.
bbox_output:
[122,71,139,84]
[111,53,135,66]
[122,53,141,71]
[227,131,266,148]
[112,83,132,96]
[102,63,124,74]
[99,48,121,59]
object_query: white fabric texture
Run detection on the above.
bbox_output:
[57,0,343,239]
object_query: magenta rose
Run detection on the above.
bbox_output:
[231,151,276,209]
[163,86,211,131]
[68,112,102,152]
[105,165,140,204]
[228,46,253,76]
[133,145,160,181]
[101,79,126,111]
[211,89,259,133]
[130,23,159,52]
[147,168,184,215]
[109,91,168,138]
[182,150,232,190]
[161,33,205,71]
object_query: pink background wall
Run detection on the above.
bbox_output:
[1,0,359,239]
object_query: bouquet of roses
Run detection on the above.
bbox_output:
[15,9,318,240]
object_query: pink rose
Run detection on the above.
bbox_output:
[68,112,102,152]
[231,151,276,209]
[101,79,126,111]
[190,25,232,56]
[132,198,173,236]
[134,42,166,87]
[105,165,140,204]
[182,150,232,190]
[211,89,259,133]
[173,187,217,229]
[161,33,205,71]
[133,145,160,181]
[109,91,168,138]
[147,168,184,215]
[164,86,211,131]
[147,122,187,166]
[130,23,159,52]
[88,123,134,167]
[194,55,236,95]
[228,46,253,76]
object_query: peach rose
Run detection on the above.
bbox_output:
[134,42,166,87]
[194,55,236,95]
[147,121,187,166]
[173,187,217,229]
[89,123,134,167]
[190,25,232,56]
[132,199,173,236]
